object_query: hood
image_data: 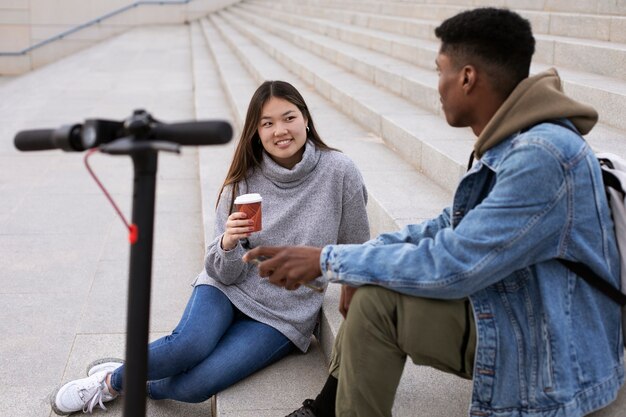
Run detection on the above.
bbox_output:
[474,68,598,158]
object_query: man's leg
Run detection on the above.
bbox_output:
[334,286,475,417]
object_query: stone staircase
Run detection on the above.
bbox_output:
[5,0,622,415]
[189,1,626,416]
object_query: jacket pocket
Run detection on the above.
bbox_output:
[498,267,531,293]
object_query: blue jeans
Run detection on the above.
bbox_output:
[109,285,295,402]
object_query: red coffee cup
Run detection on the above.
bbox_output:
[234,193,263,232]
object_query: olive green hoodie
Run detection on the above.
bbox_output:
[474,68,599,159]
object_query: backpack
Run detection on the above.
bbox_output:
[558,152,626,347]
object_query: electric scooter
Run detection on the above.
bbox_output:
[14,110,232,417]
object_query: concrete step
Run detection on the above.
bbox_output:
[0,23,218,417]
[238,1,626,134]
[252,0,626,43]
[195,17,331,417]
[198,3,626,415]
[534,34,626,82]
[205,7,626,412]
[204,9,452,252]
[231,4,443,116]
[202,11,472,415]
[242,0,448,70]
[249,0,626,81]
[289,0,626,18]
[227,3,626,177]
[188,20,238,250]
[218,7,472,195]
[249,0,444,41]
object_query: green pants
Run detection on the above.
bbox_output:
[329,286,476,417]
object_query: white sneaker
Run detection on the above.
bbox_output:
[86,358,124,377]
[50,370,117,415]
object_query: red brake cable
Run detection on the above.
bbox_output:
[84,148,138,244]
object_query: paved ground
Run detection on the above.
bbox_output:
[0,25,214,417]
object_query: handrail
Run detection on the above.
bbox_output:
[0,0,194,56]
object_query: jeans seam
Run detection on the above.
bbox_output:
[163,286,200,343]
[260,339,293,366]
[146,381,153,399]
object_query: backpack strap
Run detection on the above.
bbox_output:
[559,259,626,305]
[599,159,622,194]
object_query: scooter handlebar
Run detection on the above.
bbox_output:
[150,120,233,146]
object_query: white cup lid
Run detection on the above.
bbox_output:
[234,193,262,204]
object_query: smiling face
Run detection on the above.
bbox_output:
[258,96,309,169]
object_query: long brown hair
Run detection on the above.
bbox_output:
[217,80,337,211]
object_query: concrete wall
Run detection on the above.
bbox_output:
[0,0,242,75]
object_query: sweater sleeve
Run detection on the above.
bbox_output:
[337,162,371,245]
[204,185,253,285]
[337,157,451,247]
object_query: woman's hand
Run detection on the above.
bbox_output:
[221,212,254,251]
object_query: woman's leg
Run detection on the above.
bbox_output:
[147,313,296,402]
[110,285,235,392]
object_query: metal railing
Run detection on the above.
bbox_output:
[0,0,194,56]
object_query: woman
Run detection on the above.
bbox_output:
[51,80,370,415]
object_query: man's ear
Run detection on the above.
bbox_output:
[461,65,477,94]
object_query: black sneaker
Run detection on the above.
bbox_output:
[285,399,317,417]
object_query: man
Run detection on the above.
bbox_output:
[244,8,623,417]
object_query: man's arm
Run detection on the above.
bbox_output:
[365,207,453,247]
[242,207,453,290]
[319,144,568,298]
[245,144,568,298]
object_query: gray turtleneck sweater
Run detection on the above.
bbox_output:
[193,141,370,351]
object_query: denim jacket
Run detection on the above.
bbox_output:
[320,121,623,416]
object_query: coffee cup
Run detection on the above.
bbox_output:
[234,193,263,232]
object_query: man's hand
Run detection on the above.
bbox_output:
[339,285,358,318]
[243,246,323,290]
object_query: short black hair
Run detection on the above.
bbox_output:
[435,8,535,97]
